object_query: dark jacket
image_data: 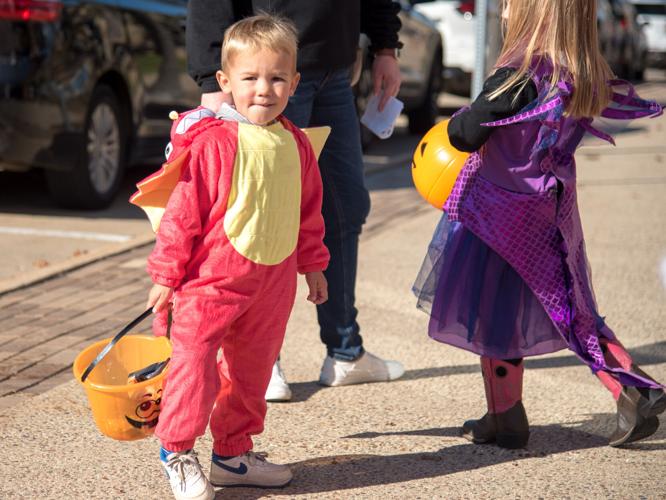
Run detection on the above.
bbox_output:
[448,68,538,152]
[187,0,402,93]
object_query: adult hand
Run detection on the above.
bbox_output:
[201,91,233,112]
[372,51,401,112]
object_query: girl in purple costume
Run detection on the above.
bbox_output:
[413,0,664,449]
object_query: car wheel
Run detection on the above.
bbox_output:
[407,52,442,135]
[46,85,127,209]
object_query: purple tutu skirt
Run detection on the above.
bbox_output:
[413,214,568,359]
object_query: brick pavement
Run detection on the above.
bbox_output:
[0,245,153,409]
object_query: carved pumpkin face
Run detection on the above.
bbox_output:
[411,119,469,210]
[75,334,172,441]
[126,389,162,430]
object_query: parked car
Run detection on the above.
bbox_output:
[609,0,649,79]
[0,0,199,209]
[630,0,666,68]
[355,0,444,145]
[409,0,503,96]
[598,0,623,73]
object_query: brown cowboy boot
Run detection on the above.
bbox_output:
[462,357,530,449]
[597,339,666,447]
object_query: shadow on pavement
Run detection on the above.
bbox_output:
[285,341,666,403]
[344,426,461,440]
[344,417,666,448]
[216,417,665,498]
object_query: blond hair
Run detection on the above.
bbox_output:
[221,13,298,71]
[490,0,613,117]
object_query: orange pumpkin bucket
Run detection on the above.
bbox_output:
[411,119,469,210]
[72,309,171,441]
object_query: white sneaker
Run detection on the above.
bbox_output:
[210,451,293,488]
[265,359,292,402]
[162,450,215,500]
[319,351,405,387]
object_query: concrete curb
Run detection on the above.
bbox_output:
[0,231,156,297]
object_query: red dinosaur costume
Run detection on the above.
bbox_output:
[131,108,330,455]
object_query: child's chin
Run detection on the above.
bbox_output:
[249,109,281,125]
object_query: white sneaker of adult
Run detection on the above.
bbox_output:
[318,351,405,387]
[209,451,293,488]
[162,450,215,500]
[265,359,292,402]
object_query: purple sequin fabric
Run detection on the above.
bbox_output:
[416,60,662,388]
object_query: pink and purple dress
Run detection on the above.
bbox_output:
[414,59,662,389]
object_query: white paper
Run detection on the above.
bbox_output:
[360,93,404,139]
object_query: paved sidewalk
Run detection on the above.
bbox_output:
[1,81,665,498]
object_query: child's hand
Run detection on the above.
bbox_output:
[147,284,174,313]
[305,271,328,305]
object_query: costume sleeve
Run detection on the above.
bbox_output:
[146,139,222,288]
[361,0,403,52]
[295,133,330,274]
[186,0,249,93]
[448,67,538,152]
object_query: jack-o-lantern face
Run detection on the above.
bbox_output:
[125,389,162,429]
[411,119,469,209]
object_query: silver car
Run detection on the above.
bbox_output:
[631,0,666,67]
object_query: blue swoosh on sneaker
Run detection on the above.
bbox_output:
[212,456,248,475]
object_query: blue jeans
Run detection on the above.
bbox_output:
[283,68,370,361]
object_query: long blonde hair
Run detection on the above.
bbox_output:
[489,0,613,117]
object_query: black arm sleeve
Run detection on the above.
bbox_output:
[360,0,403,51]
[447,68,538,152]
[186,0,251,93]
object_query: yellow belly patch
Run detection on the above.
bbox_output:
[224,122,302,265]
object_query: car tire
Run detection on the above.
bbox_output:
[46,85,127,209]
[407,51,442,135]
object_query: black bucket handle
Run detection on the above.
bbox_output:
[80,307,154,383]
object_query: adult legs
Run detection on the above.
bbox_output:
[284,69,366,360]
[282,68,403,387]
[304,69,369,361]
